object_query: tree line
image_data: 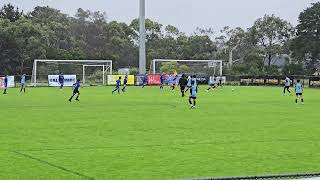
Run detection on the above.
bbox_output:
[0,3,319,76]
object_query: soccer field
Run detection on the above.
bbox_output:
[1,86,320,180]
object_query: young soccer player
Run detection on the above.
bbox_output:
[185,76,192,93]
[59,72,64,89]
[69,79,80,102]
[112,76,122,94]
[207,77,216,92]
[171,75,178,90]
[122,75,128,92]
[179,74,188,97]
[3,75,8,94]
[142,75,147,88]
[160,73,165,90]
[218,77,223,88]
[283,76,292,95]
[295,79,304,104]
[20,74,26,93]
[188,75,198,109]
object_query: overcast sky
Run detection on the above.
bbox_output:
[2,0,318,34]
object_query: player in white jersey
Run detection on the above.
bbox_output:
[207,77,216,92]
[283,77,292,96]
[295,79,304,104]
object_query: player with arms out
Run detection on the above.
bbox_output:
[207,77,216,92]
[283,76,292,96]
[112,76,121,94]
[122,75,128,92]
[3,75,8,94]
[179,74,188,97]
[295,79,304,105]
[59,72,64,89]
[188,75,198,109]
[69,79,80,102]
[20,74,26,93]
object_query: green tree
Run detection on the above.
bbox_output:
[290,2,320,75]
[0,4,23,22]
[250,14,294,66]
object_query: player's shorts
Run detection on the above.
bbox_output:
[73,89,79,94]
[284,86,290,88]
[296,93,302,96]
[180,86,186,91]
[190,96,197,99]
[210,84,215,87]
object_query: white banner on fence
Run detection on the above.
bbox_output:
[48,75,76,87]
[0,76,15,88]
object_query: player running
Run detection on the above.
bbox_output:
[160,73,165,90]
[188,75,198,109]
[3,75,8,94]
[207,77,216,92]
[69,79,80,102]
[283,76,292,96]
[179,74,188,97]
[20,74,26,93]
[122,75,128,92]
[59,72,64,89]
[295,79,304,105]
[112,76,122,94]
[142,75,147,88]
[171,75,178,90]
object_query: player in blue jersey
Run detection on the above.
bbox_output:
[20,74,26,93]
[218,77,223,88]
[295,79,304,104]
[3,75,8,94]
[142,75,147,88]
[59,72,64,89]
[207,77,216,92]
[188,75,198,109]
[112,76,122,94]
[69,79,80,102]
[160,73,165,90]
[122,75,128,92]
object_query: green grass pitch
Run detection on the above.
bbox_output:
[1,86,320,180]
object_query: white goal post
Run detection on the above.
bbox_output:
[31,59,112,86]
[151,59,223,75]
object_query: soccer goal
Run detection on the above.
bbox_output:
[31,59,112,86]
[150,59,223,75]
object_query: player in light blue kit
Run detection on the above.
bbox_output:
[295,79,304,104]
[188,75,198,109]
[112,76,121,94]
[69,79,80,102]
[20,74,26,93]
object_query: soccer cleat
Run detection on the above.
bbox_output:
[69,99,72,102]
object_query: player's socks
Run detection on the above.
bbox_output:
[295,99,298,104]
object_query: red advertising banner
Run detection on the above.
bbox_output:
[147,74,161,85]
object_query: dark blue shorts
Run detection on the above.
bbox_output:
[73,89,79,94]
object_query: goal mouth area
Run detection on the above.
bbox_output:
[176,172,320,180]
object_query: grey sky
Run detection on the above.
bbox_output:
[2,0,318,34]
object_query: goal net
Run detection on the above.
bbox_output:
[31,59,112,86]
[150,59,223,76]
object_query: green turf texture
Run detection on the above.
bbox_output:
[0,86,319,180]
